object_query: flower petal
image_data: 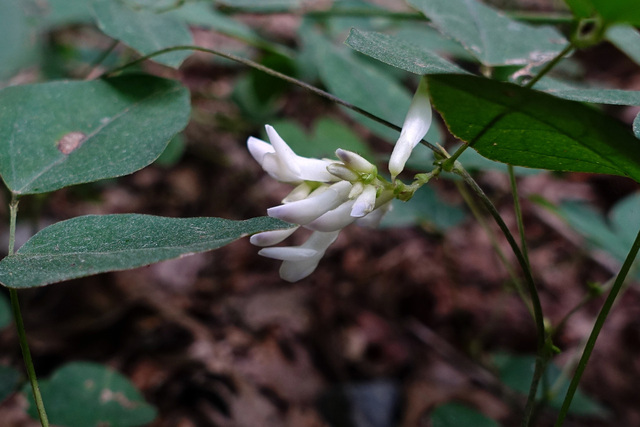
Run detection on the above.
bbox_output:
[351,184,377,218]
[249,226,299,247]
[267,181,352,225]
[305,200,356,232]
[258,246,318,261]
[336,149,376,174]
[356,201,393,228]
[389,76,432,179]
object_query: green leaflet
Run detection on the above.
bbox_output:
[428,74,640,182]
[0,215,291,289]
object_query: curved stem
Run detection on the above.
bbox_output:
[7,195,49,427]
[102,45,440,153]
[508,165,530,267]
[455,166,550,426]
[555,227,640,426]
[524,43,574,89]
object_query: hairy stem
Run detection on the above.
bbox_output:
[8,194,49,427]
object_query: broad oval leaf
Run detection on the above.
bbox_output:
[565,0,640,26]
[345,29,467,75]
[0,74,190,195]
[428,74,640,182]
[25,362,156,427]
[92,0,193,68]
[0,1,36,80]
[408,0,567,66]
[0,215,291,289]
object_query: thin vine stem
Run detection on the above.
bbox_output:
[83,39,119,80]
[8,194,49,427]
[102,45,441,153]
[508,165,530,267]
[555,227,640,426]
[524,43,574,89]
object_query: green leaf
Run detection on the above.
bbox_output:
[568,0,640,26]
[0,74,190,195]
[430,403,499,427]
[43,0,94,27]
[0,1,36,80]
[494,353,607,416]
[408,0,567,66]
[427,74,640,182]
[545,88,640,105]
[168,2,261,46]
[303,29,441,144]
[92,0,193,68]
[0,215,291,289]
[554,193,640,273]
[215,0,305,12]
[25,362,156,427]
[0,364,20,404]
[607,25,640,66]
[344,29,467,75]
[0,292,10,328]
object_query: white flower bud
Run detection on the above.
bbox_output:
[351,184,377,218]
[305,200,356,232]
[250,226,299,247]
[336,149,376,174]
[327,163,360,182]
[267,181,352,225]
[389,76,432,180]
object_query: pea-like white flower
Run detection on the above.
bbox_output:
[247,125,337,183]
[247,125,395,281]
[389,76,433,180]
[258,231,340,282]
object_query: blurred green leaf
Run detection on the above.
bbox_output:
[456,145,541,176]
[394,26,476,61]
[0,1,36,80]
[565,0,640,26]
[345,29,467,75]
[0,364,20,404]
[303,29,441,144]
[155,133,185,167]
[607,25,640,66]
[430,403,499,427]
[494,353,608,416]
[0,215,291,289]
[428,74,640,182]
[540,86,640,105]
[554,193,640,273]
[408,0,568,66]
[381,186,466,231]
[43,0,94,26]
[92,0,193,68]
[25,362,156,427]
[0,292,10,328]
[0,75,190,195]
[215,0,306,12]
[168,2,264,48]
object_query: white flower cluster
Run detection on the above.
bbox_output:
[248,125,393,282]
[248,76,432,282]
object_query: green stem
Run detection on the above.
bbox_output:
[7,195,49,427]
[102,45,440,153]
[83,40,119,80]
[455,180,532,316]
[524,43,574,89]
[455,166,550,426]
[508,165,530,267]
[555,227,640,426]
